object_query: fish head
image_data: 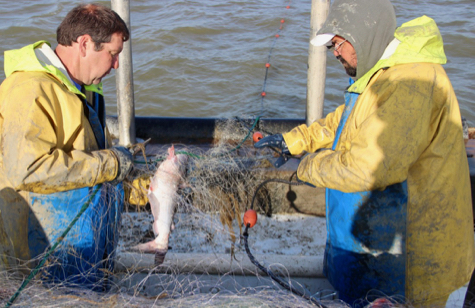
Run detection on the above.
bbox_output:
[155,145,188,180]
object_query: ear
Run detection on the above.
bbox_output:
[76,34,92,57]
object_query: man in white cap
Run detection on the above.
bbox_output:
[255,0,474,306]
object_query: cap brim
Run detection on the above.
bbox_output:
[310,33,335,47]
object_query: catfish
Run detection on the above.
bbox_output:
[134,145,188,264]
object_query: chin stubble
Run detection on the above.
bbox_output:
[336,55,357,77]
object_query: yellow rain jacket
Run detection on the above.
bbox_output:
[284,16,474,305]
[0,41,122,286]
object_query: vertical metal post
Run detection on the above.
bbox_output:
[306,0,330,126]
[111,0,136,146]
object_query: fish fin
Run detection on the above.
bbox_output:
[132,242,168,265]
[168,145,175,158]
[132,240,158,253]
[152,220,160,238]
[148,192,161,219]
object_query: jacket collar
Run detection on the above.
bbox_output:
[349,16,447,94]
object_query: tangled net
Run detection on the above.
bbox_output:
[0,118,339,308]
[0,118,467,307]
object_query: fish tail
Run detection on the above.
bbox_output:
[155,248,168,265]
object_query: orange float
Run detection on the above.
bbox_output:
[253,132,263,143]
[243,209,257,228]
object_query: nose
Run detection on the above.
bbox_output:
[333,49,341,56]
[112,54,120,69]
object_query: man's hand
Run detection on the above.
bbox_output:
[253,133,290,155]
[254,133,292,168]
[110,146,134,183]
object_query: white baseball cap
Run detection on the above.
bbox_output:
[310,33,336,47]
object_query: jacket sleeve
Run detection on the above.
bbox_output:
[295,65,444,192]
[282,104,345,155]
[0,74,118,194]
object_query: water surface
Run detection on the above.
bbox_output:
[0,0,474,123]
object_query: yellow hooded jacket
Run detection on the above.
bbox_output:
[284,16,474,305]
[0,41,120,270]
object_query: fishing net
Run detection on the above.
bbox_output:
[0,118,346,308]
[0,118,468,308]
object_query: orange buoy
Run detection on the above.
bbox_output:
[243,209,258,228]
[253,131,263,143]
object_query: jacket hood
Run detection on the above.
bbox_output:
[4,41,103,96]
[349,15,447,93]
[317,0,397,80]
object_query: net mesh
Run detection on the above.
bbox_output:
[0,119,467,308]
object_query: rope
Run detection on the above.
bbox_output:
[258,1,292,118]
[4,185,102,308]
[135,2,294,165]
[249,176,306,212]
[241,174,332,306]
[242,224,327,308]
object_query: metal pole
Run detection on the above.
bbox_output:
[306,0,330,126]
[111,0,136,146]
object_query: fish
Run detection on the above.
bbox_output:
[134,145,188,265]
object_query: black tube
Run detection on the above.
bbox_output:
[242,225,328,308]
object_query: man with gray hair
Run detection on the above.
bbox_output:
[255,0,474,306]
